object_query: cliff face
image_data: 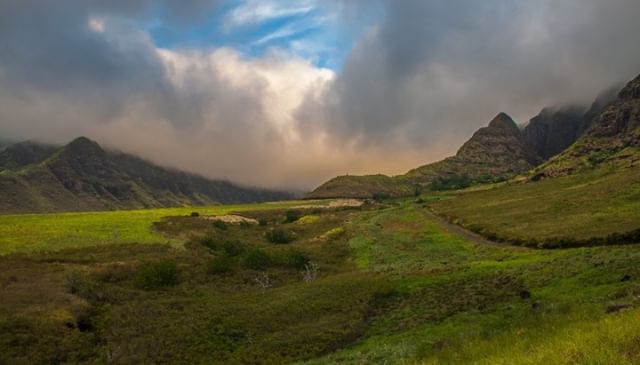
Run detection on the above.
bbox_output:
[523,107,585,160]
[522,87,620,161]
[533,74,640,179]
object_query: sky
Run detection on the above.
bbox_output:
[1,0,640,190]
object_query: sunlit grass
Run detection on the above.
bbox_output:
[0,200,313,255]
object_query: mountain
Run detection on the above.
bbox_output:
[0,140,59,170]
[532,73,640,179]
[522,87,620,161]
[522,106,586,160]
[405,113,541,184]
[0,137,293,213]
[309,113,541,198]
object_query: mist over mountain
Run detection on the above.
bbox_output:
[0,137,293,213]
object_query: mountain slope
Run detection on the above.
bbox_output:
[0,137,292,213]
[406,113,541,184]
[309,113,541,198]
[522,87,619,161]
[532,74,640,179]
[0,140,59,171]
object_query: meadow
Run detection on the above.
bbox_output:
[429,164,640,247]
[0,200,317,255]
[1,196,640,364]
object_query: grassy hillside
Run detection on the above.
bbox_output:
[2,198,640,364]
[429,151,640,247]
[306,174,413,199]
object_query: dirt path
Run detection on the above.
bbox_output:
[420,208,511,248]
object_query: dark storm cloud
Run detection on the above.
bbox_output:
[2,0,640,189]
[298,0,640,155]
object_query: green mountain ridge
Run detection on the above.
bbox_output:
[532,74,640,179]
[0,137,293,213]
[308,76,635,199]
[308,113,543,199]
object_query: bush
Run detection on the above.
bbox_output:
[372,192,390,202]
[265,228,295,244]
[135,261,179,290]
[199,236,219,250]
[258,218,269,226]
[243,249,271,270]
[222,240,244,257]
[273,250,310,270]
[190,212,200,217]
[208,256,235,275]
[284,210,301,223]
[200,236,244,257]
[212,220,228,230]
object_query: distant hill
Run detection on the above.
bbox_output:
[0,137,293,213]
[0,140,58,170]
[309,113,541,198]
[532,74,640,179]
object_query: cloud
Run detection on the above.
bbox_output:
[297,0,640,162]
[224,0,315,30]
[1,0,640,190]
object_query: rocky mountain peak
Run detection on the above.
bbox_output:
[618,74,640,101]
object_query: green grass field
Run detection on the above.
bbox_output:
[1,196,640,364]
[0,200,316,255]
[429,164,640,246]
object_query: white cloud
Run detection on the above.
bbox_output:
[224,0,315,30]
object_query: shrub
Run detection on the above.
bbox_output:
[243,249,271,270]
[212,220,228,230]
[258,218,269,226]
[199,236,219,250]
[278,250,310,270]
[134,261,179,290]
[208,256,235,275]
[222,240,244,257]
[284,210,301,223]
[190,212,200,217]
[265,228,295,244]
[372,192,390,202]
[200,236,244,256]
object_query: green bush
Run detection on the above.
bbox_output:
[199,237,219,250]
[285,210,301,223]
[208,256,235,275]
[242,249,271,270]
[200,236,244,256]
[273,250,310,270]
[265,228,295,244]
[258,218,269,226]
[134,261,179,290]
[372,192,390,202]
[212,220,228,230]
[190,212,200,217]
[222,240,243,257]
